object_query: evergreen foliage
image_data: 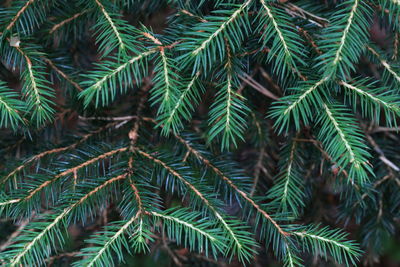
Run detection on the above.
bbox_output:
[0,0,399,266]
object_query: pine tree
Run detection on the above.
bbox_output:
[0,0,399,266]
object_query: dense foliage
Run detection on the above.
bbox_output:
[0,0,399,266]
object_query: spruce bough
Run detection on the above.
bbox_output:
[0,0,399,266]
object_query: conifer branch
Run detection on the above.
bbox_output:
[3,44,54,125]
[0,1,391,265]
[4,0,36,32]
[79,49,156,107]
[15,45,55,125]
[191,0,252,56]
[292,226,361,265]
[270,77,328,132]
[258,0,306,76]
[128,83,150,148]
[136,149,236,232]
[293,137,354,185]
[9,173,127,266]
[181,0,252,73]
[22,146,128,201]
[0,96,18,120]
[268,137,306,216]
[318,103,372,184]
[339,80,400,115]
[173,134,289,237]
[284,78,327,116]
[150,211,216,242]
[93,51,153,91]
[160,51,172,104]
[141,31,179,114]
[317,0,372,78]
[208,73,249,149]
[159,71,201,134]
[141,31,162,46]
[0,199,20,207]
[260,1,289,56]
[333,0,359,67]
[93,0,125,51]
[9,209,69,266]
[323,104,356,163]
[283,243,297,267]
[294,231,351,250]
[367,46,400,84]
[225,77,232,137]
[1,122,122,186]
[18,47,40,103]
[0,81,24,129]
[135,148,253,261]
[86,211,140,267]
[129,180,143,210]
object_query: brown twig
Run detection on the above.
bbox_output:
[298,27,323,55]
[79,115,139,121]
[293,138,357,187]
[258,67,282,95]
[49,10,89,34]
[179,9,207,23]
[1,121,124,186]
[367,46,400,84]
[141,32,162,45]
[127,82,151,214]
[162,228,183,267]
[22,147,129,202]
[140,31,180,52]
[129,80,152,149]
[370,126,400,133]
[171,135,289,237]
[251,147,265,196]
[393,32,399,61]
[282,2,329,28]
[4,0,36,32]
[239,73,279,100]
[1,137,25,154]
[364,132,400,172]
[0,213,34,252]
[43,58,82,91]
